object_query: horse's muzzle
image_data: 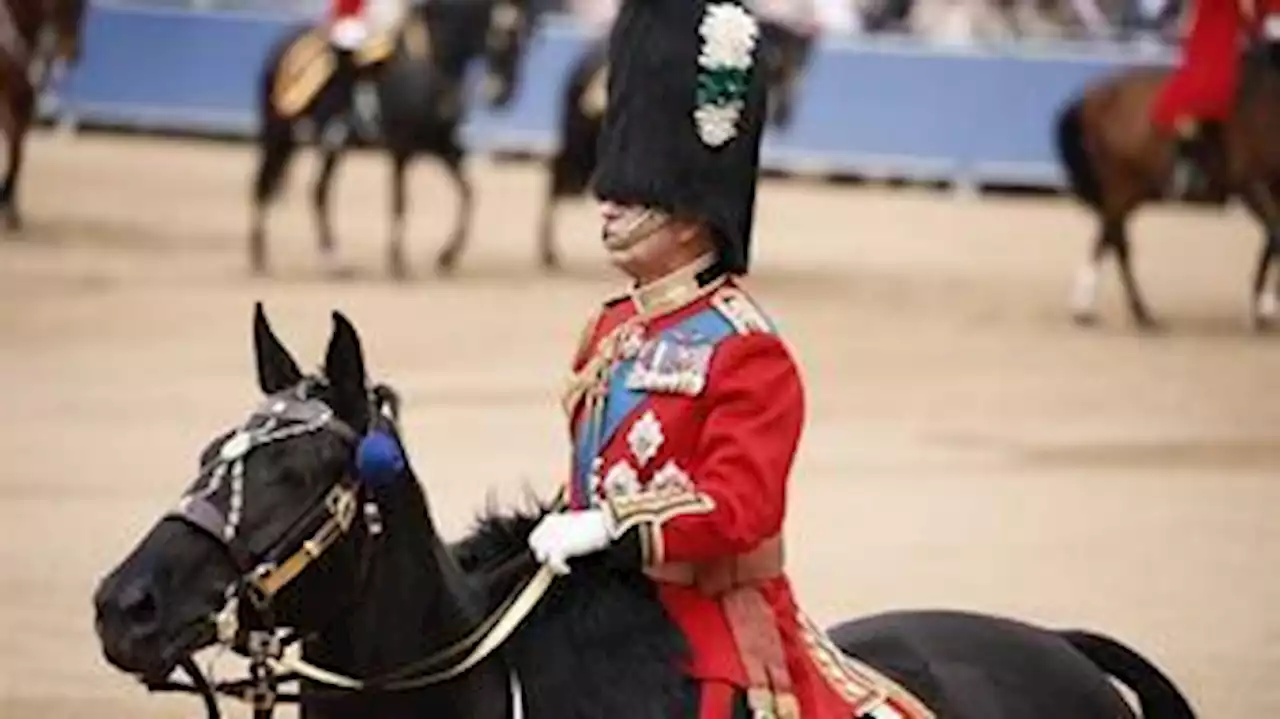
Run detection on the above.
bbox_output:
[93,573,174,677]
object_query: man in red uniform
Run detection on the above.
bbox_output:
[525,0,931,716]
[325,0,389,140]
[1151,0,1254,196]
[328,0,368,50]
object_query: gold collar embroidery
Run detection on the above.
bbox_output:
[629,254,721,318]
[561,255,725,419]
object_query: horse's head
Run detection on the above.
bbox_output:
[481,0,536,108]
[93,304,391,681]
[46,0,87,65]
[757,20,814,130]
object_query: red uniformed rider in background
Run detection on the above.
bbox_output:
[1151,0,1256,195]
[326,0,403,139]
[523,0,930,716]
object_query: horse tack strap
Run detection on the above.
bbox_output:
[270,564,559,691]
[169,496,254,572]
[252,483,359,598]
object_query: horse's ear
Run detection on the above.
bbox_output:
[253,302,303,395]
[324,310,370,430]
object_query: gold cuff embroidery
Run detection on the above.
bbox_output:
[603,487,716,549]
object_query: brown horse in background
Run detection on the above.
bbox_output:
[1054,43,1280,332]
[0,0,87,231]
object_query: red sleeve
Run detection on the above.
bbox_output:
[606,332,804,564]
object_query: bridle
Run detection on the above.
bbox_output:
[156,378,374,718]
[143,378,557,719]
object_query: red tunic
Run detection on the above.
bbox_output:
[329,0,364,21]
[561,270,925,719]
[1151,0,1248,130]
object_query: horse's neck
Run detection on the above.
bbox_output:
[307,480,507,718]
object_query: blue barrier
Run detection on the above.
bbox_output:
[57,4,1177,188]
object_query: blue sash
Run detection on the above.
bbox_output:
[570,306,739,507]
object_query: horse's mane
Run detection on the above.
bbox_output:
[450,502,691,718]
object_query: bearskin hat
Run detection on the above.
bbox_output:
[591,0,766,275]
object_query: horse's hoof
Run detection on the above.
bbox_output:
[1134,316,1164,334]
[389,258,409,282]
[326,263,358,281]
[5,212,23,233]
[539,250,561,272]
[1071,311,1098,327]
[435,250,459,275]
[320,252,357,281]
[1252,294,1279,333]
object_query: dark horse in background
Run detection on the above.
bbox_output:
[93,305,1198,719]
[250,0,538,279]
[1055,40,1280,332]
[535,21,814,269]
[0,0,87,231]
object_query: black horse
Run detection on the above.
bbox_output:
[94,307,1197,719]
[250,0,537,279]
[535,21,814,269]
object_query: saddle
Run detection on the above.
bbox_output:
[271,17,433,119]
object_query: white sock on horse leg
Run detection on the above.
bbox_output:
[1258,291,1279,321]
[1070,262,1100,315]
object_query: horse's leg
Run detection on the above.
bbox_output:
[1069,215,1111,325]
[312,143,352,278]
[250,114,298,275]
[2,80,35,231]
[388,150,410,280]
[1238,181,1280,330]
[1109,216,1159,330]
[434,143,473,274]
[538,155,573,271]
[1252,231,1279,330]
[536,184,560,271]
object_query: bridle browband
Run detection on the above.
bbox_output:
[145,379,557,719]
[165,388,362,606]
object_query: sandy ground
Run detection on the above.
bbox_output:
[0,131,1277,718]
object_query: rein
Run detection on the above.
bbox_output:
[143,382,559,718]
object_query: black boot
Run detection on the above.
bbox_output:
[1169,124,1216,200]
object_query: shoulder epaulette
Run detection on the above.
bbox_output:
[711,286,775,335]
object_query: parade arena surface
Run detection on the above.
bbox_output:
[2,132,1277,718]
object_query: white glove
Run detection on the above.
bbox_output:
[527,509,612,575]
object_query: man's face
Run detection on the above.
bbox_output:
[599,201,695,279]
